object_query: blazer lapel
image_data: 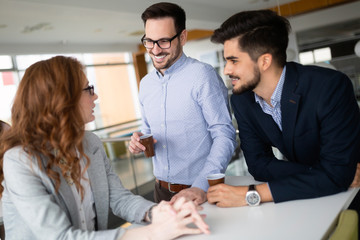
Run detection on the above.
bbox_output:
[281,63,301,161]
[84,139,109,230]
[39,155,81,228]
[251,100,287,154]
[56,169,81,227]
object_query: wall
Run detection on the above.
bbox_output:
[288,1,360,32]
[183,1,360,73]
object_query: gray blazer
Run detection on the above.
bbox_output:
[2,131,155,240]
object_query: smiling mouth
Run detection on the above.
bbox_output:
[152,54,168,63]
[229,75,239,85]
[154,55,166,59]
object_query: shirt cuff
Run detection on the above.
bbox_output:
[192,178,209,192]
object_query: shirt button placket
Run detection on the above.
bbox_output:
[161,79,169,177]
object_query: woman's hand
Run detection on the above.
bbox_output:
[150,197,210,239]
[122,197,209,240]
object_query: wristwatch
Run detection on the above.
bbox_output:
[245,184,261,206]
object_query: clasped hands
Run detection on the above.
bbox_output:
[122,197,209,240]
[150,197,210,239]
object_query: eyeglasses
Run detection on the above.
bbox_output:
[83,85,95,96]
[141,32,180,49]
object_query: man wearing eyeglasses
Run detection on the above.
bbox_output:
[129,2,236,204]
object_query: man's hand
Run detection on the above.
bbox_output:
[207,184,247,207]
[170,187,207,205]
[128,132,144,154]
[128,132,157,154]
[350,163,360,188]
[207,183,273,207]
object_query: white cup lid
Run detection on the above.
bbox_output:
[140,134,153,139]
[207,173,225,180]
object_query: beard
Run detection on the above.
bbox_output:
[232,65,261,95]
[151,43,182,72]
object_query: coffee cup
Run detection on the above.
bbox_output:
[207,173,225,186]
[140,134,155,158]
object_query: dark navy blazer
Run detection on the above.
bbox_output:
[231,62,360,203]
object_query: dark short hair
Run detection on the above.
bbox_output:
[141,2,186,34]
[211,10,291,67]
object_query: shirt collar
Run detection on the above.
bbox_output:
[255,66,286,107]
[155,52,186,78]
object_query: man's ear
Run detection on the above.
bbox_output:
[258,53,272,71]
[180,29,187,46]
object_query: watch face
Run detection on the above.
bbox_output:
[246,191,260,206]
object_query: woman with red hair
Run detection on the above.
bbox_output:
[0,56,209,240]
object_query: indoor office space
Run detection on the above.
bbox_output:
[0,0,360,239]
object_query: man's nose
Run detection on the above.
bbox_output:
[224,62,231,76]
[151,43,162,55]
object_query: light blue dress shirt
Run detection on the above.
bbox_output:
[139,53,236,191]
[255,66,287,131]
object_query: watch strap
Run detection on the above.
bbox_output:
[248,184,256,191]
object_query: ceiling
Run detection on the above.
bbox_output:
[0,0,298,53]
[0,0,359,54]
[296,18,360,49]
[0,0,294,45]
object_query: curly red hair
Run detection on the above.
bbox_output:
[0,56,90,199]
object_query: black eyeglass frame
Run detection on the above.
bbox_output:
[141,32,181,49]
[83,85,95,96]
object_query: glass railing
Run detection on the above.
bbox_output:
[92,119,142,139]
[92,120,155,198]
[101,137,155,196]
[98,136,155,229]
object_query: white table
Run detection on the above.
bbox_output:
[178,176,359,240]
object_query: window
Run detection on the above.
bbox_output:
[0,53,141,131]
[0,55,13,69]
[0,72,19,122]
[314,47,332,62]
[299,51,314,65]
[299,47,332,65]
